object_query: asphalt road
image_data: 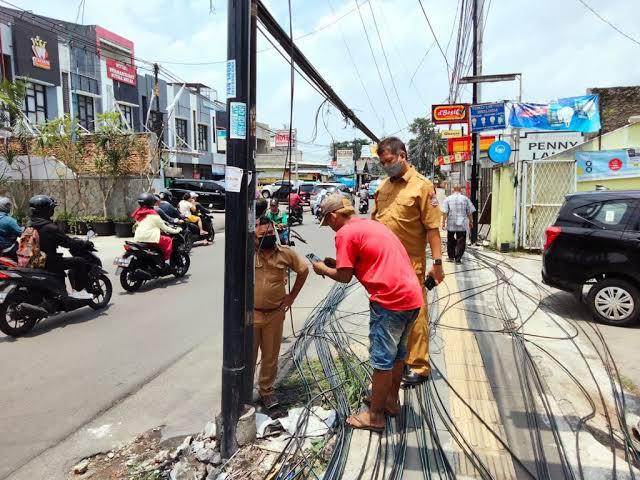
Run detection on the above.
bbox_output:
[0,213,337,480]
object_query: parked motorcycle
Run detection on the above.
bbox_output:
[359,200,369,214]
[288,206,303,226]
[115,228,190,292]
[183,203,215,251]
[0,231,112,337]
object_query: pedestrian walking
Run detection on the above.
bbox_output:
[312,195,423,432]
[441,184,476,264]
[254,216,309,409]
[372,137,443,386]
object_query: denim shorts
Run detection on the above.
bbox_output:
[369,302,420,370]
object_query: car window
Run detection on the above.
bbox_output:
[573,200,635,231]
[299,184,314,192]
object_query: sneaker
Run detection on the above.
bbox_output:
[69,290,93,300]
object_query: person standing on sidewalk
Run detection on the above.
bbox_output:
[254,216,309,409]
[441,184,476,264]
[312,195,423,432]
[372,137,444,386]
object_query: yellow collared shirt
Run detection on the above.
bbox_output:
[372,166,441,271]
[255,245,307,310]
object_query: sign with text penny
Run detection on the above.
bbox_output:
[13,18,60,85]
[431,103,469,125]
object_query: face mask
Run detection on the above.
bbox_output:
[382,158,404,177]
[259,235,277,250]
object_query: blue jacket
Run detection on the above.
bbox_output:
[0,212,22,249]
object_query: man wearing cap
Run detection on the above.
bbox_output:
[312,195,423,432]
[373,137,443,386]
[254,215,308,409]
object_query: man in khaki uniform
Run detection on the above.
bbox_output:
[254,216,309,408]
[372,137,444,385]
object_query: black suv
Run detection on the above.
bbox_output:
[169,179,225,210]
[542,190,640,326]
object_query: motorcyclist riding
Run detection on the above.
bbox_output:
[288,191,303,220]
[156,190,183,223]
[28,195,93,299]
[132,192,182,263]
[265,198,289,244]
[0,197,22,260]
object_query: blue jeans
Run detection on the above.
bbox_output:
[369,302,420,371]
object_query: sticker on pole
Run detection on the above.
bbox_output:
[226,60,236,98]
[225,165,244,193]
[229,102,247,139]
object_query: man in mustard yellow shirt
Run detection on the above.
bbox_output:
[372,137,444,385]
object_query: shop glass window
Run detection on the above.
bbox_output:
[120,104,133,129]
[197,124,208,151]
[176,118,188,146]
[23,82,47,125]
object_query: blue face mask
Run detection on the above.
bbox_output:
[382,158,404,177]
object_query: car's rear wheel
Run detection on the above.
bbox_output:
[261,190,270,198]
[587,278,640,327]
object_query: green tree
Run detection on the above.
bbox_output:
[407,117,446,177]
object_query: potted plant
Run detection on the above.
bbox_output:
[84,215,114,236]
[68,215,88,236]
[114,216,134,238]
[53,211,72,233]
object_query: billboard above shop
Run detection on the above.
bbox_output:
[13,18,60,85]
[576,149,640,182]
[509,95,600,133]
[431,103,469,125]
[96,25,136,86]
[270,129,297,148]
[520,131,583,161]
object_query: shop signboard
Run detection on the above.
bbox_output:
[336,149,353,169]
[271,129,297,148]
[520,131,583,160]
[96,26,137,86]
[13,18,60,85]
[440,128,463,139]
[470,102,506,132]
[437,152,470,166]
[432,103,469,125]
[448,136,471,154]
[509,95,600,133]
[576,149,640,181]
[216,129,227,153]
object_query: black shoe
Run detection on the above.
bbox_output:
[402,370,429,387]
[455,259,462,264]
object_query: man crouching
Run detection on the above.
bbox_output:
[311,194,423,432]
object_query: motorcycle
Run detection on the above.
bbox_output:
[0,231,112,337]
[183,203,215,251]
[288,206,303,226]
[115,227,190,292]
[359,199,369,214]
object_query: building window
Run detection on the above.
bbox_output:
[175,118,188,147]
[71,73,99,95]
[197,124,208,151]
[74,94,95,131]
[120,104,133,129]
[24,82,47,125]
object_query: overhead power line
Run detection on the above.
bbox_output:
[257,0,379,142]
[576,0,640,47]
[417,0,452,75]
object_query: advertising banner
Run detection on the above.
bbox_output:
[336,149,354,170]
[440,129,463,139]
[432,104,469,125]
[272,130,297,148]
[448,136,471,154]
[509,95,600,133]
[106,58,137,86]
[470,102,506,132]
[576,149,640,182]
[520,131,583,160]
[13,18,60,85]
[437,152,470,166]
[96,26,137,86]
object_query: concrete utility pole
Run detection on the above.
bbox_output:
[221,0,252,458]
[470,0,482,243]
[153,63,165,186]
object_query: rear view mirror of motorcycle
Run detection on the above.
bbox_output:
[86,230,96,240]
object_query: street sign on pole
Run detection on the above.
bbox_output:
[470,102,506,132]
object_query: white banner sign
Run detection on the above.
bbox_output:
[336,149,353,169]
[520,132,583,161]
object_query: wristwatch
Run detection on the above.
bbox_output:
[433,259,442,266]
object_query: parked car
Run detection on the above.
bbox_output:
[298,182,317,206]
[542,190,640,327]
[260,180,297,199]
[310,183,354,214]
[169,179,226,210]
[368,179,382,197]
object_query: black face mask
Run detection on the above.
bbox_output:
[259,235,277,250]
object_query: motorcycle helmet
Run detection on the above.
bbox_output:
[158,189,173,202]
[29,195,57,219]
[269,198,279,208]
[137,192,156,208]
[0,196,12,214]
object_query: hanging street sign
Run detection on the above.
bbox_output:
[432,103,469,125]
[470,102,506,132]
[488,140,512,164]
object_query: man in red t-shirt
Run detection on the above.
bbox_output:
[312,194,423,432]
[288,191,303,209]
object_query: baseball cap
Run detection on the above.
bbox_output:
[319,194,355,226]
[189,191,199,199]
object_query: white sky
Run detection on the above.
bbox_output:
[10,0,640,161]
